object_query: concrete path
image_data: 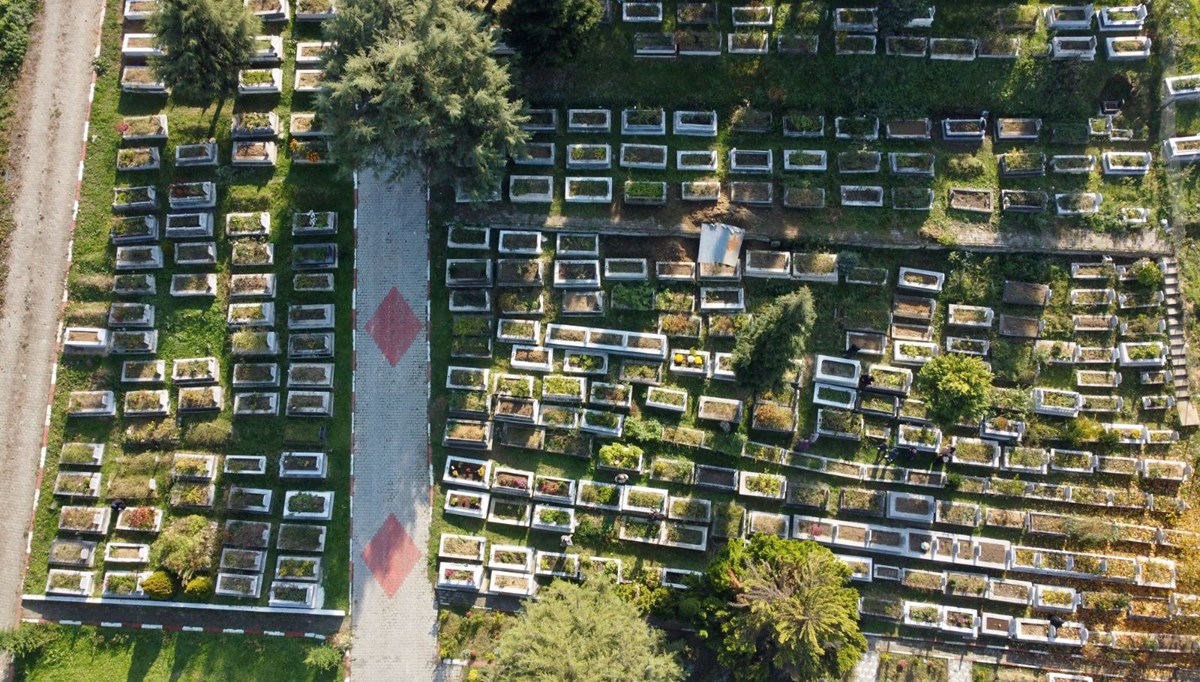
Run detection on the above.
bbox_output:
[0,0,104,632]
[350,168,438,679]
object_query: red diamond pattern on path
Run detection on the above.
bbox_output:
[362,513,420,598]
[364,287,421,367]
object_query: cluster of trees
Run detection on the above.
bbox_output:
[489,536,866,681]
[146,0,608,195]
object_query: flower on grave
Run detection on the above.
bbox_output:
[115,121,130,133]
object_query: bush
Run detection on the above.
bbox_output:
[184,575,214,597]
[304,645,343,672]
[124,419,180,449]
[598,443,643,469]
[915,354,993,428]
[1062,417,1103,446]
[151,516,218,582]
[622,416,662,441]
[141,571,176,600]
[502,0,601,64]
[1131,258,1163,289]
[0,624,61,658]
[0,0,39,76]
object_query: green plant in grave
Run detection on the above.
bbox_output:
[598,443,643,469]
[915,354,992,429]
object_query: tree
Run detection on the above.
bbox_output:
[731,289,815,391]
[491,574,684,681]
[501,0,602,65]
[698,536,865,682]
[148,0,258,107]
[150,515,218,582]
[914,353,994,429]
[318,0,527,196]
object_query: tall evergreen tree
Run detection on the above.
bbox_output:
[318,0,527,195]
[491,575,684,681]
[731,288,815,391]
[148,0,258,106]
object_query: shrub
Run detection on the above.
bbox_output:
[915,354,993,428]
[141,571,176,600]
[598,443,643,469]
[1131,258,1163,289]
[124,419,180,449]
[151,515,218,582]
[304,645,343,672]
[0,624,61,658]
[623,416,662,441]
[184,575,214,597]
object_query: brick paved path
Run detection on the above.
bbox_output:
[350,168,438,679]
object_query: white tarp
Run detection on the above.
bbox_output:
[698,222,744,267]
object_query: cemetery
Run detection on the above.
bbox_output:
[427,2,1200,675]
[26,0,351,612]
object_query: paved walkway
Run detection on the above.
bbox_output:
[0,0,103,633]
[350,168,438,679]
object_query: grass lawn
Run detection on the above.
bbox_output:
[25,0,352,608]
[14,627,337,682]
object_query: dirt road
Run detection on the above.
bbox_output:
[0,0,105,631]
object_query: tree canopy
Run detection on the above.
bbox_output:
[501,0,602,65]
[697,536,866,682]
[731,289,815,391]
[491,574,684,681]
[148,0,258,104]
[318,0,527,195]
[914,353,994,428]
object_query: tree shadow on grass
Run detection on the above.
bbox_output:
[124,630,164,682]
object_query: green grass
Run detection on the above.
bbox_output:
[26,0,352,609]
[14,627,337,682]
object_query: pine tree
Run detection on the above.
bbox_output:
[318,0,527,195]
[148,0,258,106]
[731,289,815,391]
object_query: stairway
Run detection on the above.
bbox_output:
[1161,257,1200,426]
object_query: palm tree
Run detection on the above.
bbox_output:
[708,536,866,681]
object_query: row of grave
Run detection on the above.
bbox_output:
[123,0,337,24]
[440,451,1185,579]
[617,3,1149,34]
[508,145,1153,179]
[629,30,1147,60]
[515,109,1136,143]
[50,509,331,608]
[496,177,1135,216]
